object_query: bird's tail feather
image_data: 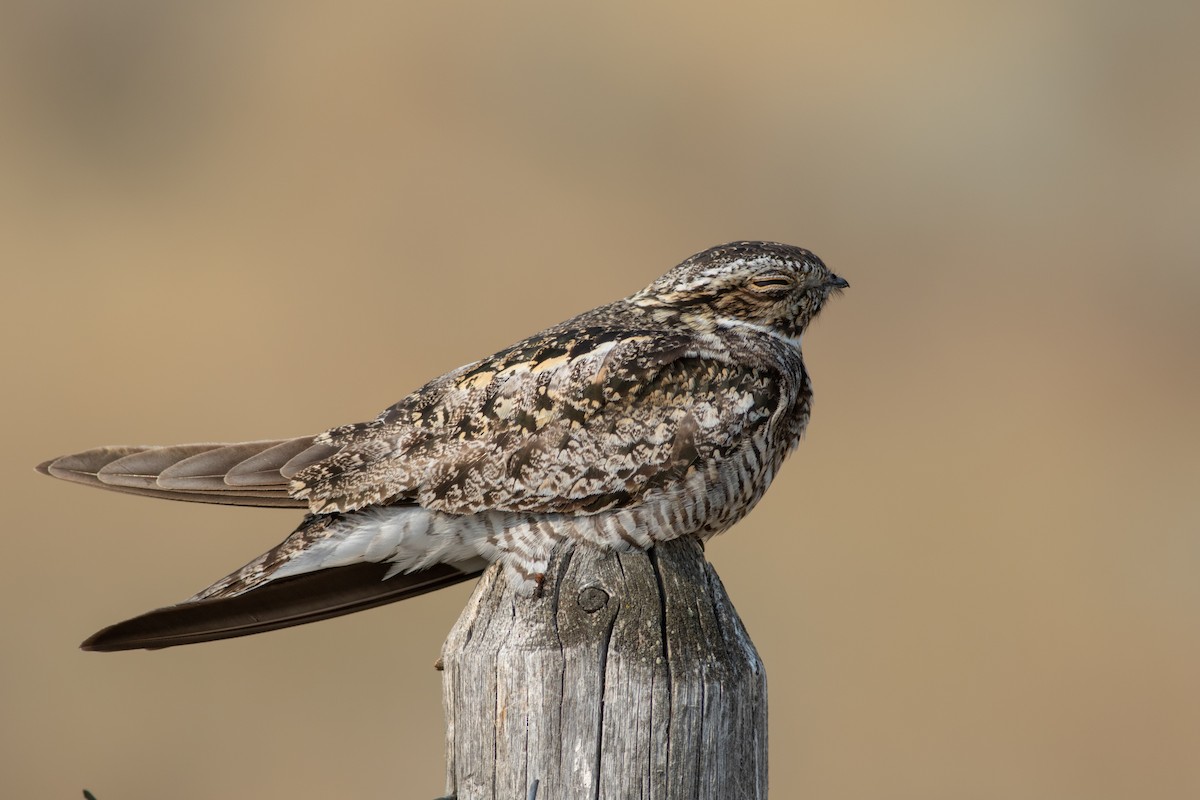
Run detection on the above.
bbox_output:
[37,437,337,508]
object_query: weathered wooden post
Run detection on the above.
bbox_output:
[440,536,767,799]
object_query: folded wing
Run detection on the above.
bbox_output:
[81,512,488,650]
[82,560,483,651]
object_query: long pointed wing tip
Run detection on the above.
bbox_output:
[80,628,171,652]
[76,562,486,653]
[79,626,131,652]
[35,458,56,476]
[79,633,117,652]
[80,607,196,651]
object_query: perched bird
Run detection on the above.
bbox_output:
[39,241,848,651]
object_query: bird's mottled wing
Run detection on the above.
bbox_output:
[292,324,783,516]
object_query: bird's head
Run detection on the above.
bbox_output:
[631,241,848,342]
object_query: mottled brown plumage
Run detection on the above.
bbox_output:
[38,241,848,650]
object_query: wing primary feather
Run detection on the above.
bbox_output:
[80,561,482,651]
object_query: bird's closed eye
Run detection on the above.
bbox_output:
[747,275,793,293]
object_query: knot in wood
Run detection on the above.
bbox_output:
[576,585,610,613]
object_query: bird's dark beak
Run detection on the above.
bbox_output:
[826,274,849,290]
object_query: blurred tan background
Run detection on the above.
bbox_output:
[2,1,1198,798]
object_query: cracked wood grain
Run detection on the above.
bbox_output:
[441,536,767,800]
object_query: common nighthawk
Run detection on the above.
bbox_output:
[38,241,847,651]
